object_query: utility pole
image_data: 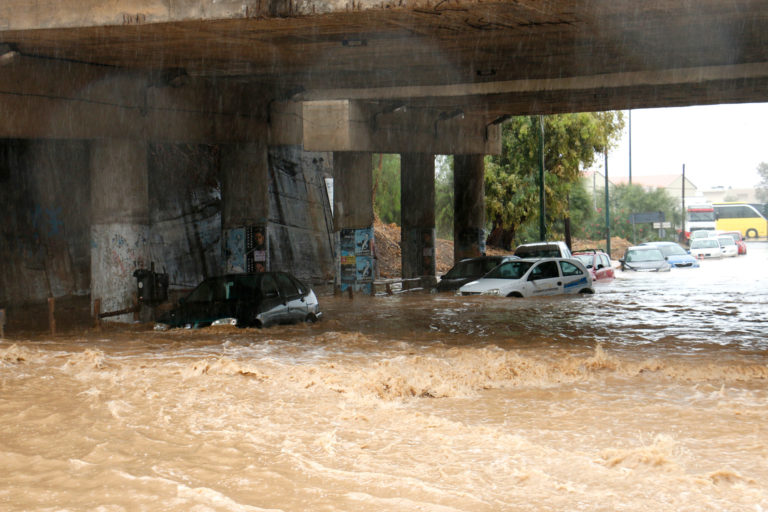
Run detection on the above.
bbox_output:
[539,115,546,241]
[628,110,632,185]
[681,163,686,243]
[604,149,611,257]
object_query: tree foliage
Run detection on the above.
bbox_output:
[484,112,624,248]
[578,184,680,244]
[372,153,401,224]
[756,162,768,204]
[435,155,454,239]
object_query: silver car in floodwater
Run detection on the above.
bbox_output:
[458,257,594,297]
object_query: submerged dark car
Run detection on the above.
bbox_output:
[435,256,517,292]
[155,272,321,329]
[619,246,671,272]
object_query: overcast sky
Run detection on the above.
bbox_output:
[589,102,768,191]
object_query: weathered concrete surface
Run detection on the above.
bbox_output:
[268,146,335,284]
[0,139,90,304]
[2,1,766,123]
[400,153,435,280]
[302,100,501,155]
[90,139,150,321]
[0,138,336,306]
[453,154,485,261]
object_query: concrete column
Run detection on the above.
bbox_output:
[401,153,436,287]
[454,154,486,262]
[221,142,270,273]
[90,139,150,322]
[333,152,374,293]
[333,152,373,230]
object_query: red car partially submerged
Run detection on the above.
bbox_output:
[572,249,615,282]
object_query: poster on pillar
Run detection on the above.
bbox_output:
[246,225,268,273]
[339,227,374,294]
[226,225,268,274]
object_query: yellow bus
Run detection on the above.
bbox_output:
[713,202,768,238]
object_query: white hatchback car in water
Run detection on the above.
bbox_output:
[458,257,594,297]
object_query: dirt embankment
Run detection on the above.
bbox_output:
[374,217,631,278]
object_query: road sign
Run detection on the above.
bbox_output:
[630,211,665,224]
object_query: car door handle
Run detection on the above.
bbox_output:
[557,281,562,286]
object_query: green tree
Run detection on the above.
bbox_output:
[372,153,401,224]
[484,112,624,249]
[435,155,454,239]
[578,184,679,244]
[756,162,768,204]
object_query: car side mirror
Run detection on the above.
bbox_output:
[596,264,604,269]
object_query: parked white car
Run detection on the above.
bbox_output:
[513,241,572,259]
[716,236,738,258]
[689,238,722,259]
[458,258,594,298]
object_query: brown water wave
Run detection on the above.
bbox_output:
[2,333,767,511]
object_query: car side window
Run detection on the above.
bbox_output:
[559,261,583,276]
[289,275,307,295]
[601,254,611,268]
[275,273,300,298]
[530,261,559,280]
[261,274,280,298]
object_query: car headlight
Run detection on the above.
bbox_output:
[212,317,238,327]
[481,289,501,296]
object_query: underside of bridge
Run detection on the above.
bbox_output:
[1,0,767,313]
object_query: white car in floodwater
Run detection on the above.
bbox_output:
[458,257,594,297]
[715,235,739,258]
[689,238,722,259]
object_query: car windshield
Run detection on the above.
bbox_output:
[185,276,262,302]
[444,258,501,278]
[690,230,713,239]
[691,239,719,249]
[485,261,534,279]
[718,237,735,246]
[625,249,664,262]
[573,254,594,267]
[723,232,741,242]
[654,244,687,257]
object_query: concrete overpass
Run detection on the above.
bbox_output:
[1,1,767,315]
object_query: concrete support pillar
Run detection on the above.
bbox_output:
[401,153,436,287]
[454,154,486,262]
[90,139,150,322]
[333,152,374,293]
[221,142,270,273]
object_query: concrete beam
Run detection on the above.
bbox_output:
[0,0,435,29]
[302,100,501,155]
[0,57,268,142]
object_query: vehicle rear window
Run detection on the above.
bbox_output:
[515,247,561,258]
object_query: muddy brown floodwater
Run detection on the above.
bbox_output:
[2,243,767,511]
